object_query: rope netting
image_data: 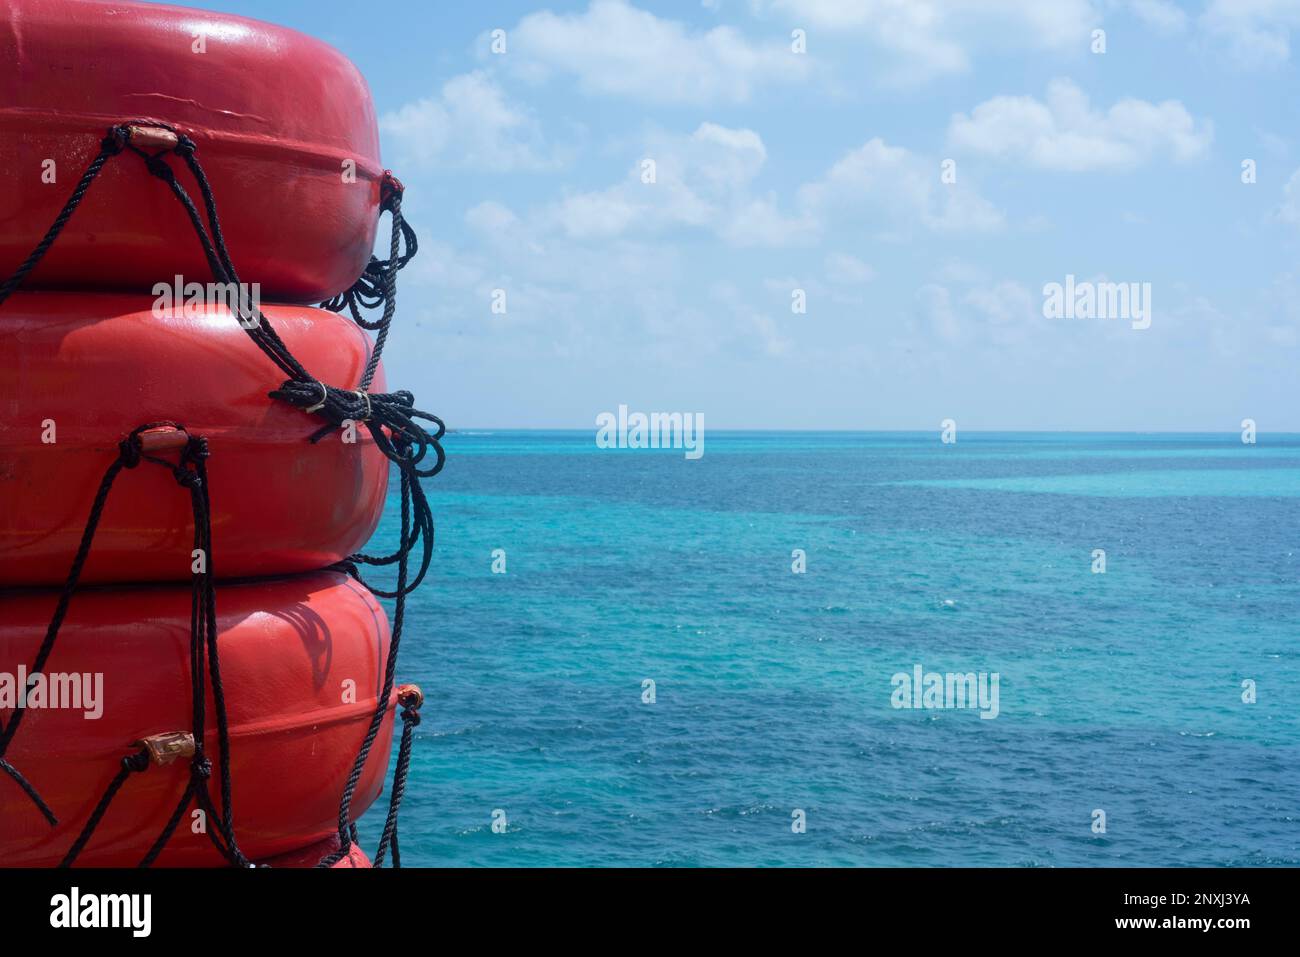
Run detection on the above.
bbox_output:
[0,123,439,868]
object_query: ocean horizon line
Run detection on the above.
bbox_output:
[444,427,1300,436]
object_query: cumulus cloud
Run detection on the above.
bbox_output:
[540,122,815,246]
[532,127,999,246]
[947,78,1212,171]
[916,276,1041,349]
[1129,0,1188,34]
[546,188,648,241]
[759,0,1097,81]
[500,0,810,104]
[717,195,818,246]
[1199,0,1300,67]
[380,72,559,172]
[799,137,1004,233]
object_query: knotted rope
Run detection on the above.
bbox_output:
[0,424,250,867]
[0,123,439,866]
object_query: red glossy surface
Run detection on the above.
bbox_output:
[0,571,395,867]
[0,292,389,585]
[0,0,383,303]
[261,833,374,869]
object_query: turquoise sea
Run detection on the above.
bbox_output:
[355,432,1300,866]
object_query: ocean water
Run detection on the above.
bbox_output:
[354,432,1300,867]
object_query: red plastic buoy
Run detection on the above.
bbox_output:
[0,571,395,867]
[0,291,389,586]
[0,0,384,303]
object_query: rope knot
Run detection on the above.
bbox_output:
[380,170,405,210]
[118,436,142,469]
[185,436,210,461]
[353,390,372,423]
[144,153,175,184]
[122,750,151,774]
[397,684,423,727]
[173,135,197,158]
[190,756,212,781]
[172,466,201,490]
[102,126,129,156]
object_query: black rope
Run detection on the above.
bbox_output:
[138,780,201,868]
[0,759,58,826]
[0,424,250,867]
[372,689,422,868]
[129,131,445,602]
[0,124,439,867]
[130,133,445,876]
[320,174,417,339]
[358,188,401,392]
[139,764,248,868]
[315,452,416,867]
[0,123,444,595]
[0,128,126,306]
[151,434,251,867]
[60,749,150,867]
[0,424,141,824]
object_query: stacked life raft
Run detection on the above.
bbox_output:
[0,0,441,867]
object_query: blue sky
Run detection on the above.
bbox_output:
[186,0,1299,430]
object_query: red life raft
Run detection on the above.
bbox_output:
[0,0,383,303]
[0,291,389,586]
[0,571,395,867]
[0,0,425,870]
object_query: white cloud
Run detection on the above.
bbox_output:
[464,200,521,235]
[548,128,1000,244]
[760,0,1097,81]
[502,0,809,104]
[948,78,1213,171]
[403,236,485,290]
[709,281,792,356]
[964,280,1038,327]
[799,137,1004,233]
[916,276,1043,350]
[380,72,558,172]
[718,194,816,246]
[1129,0,1188,34]
[918,283,964,343]
[1199,0,1300,67]
[435,122,1001,286]
[540,122,815,246]
[548,188,648,241]
[690,122,768,181]
[825,253,875,284]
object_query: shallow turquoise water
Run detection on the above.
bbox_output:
[355,432,1300,866]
